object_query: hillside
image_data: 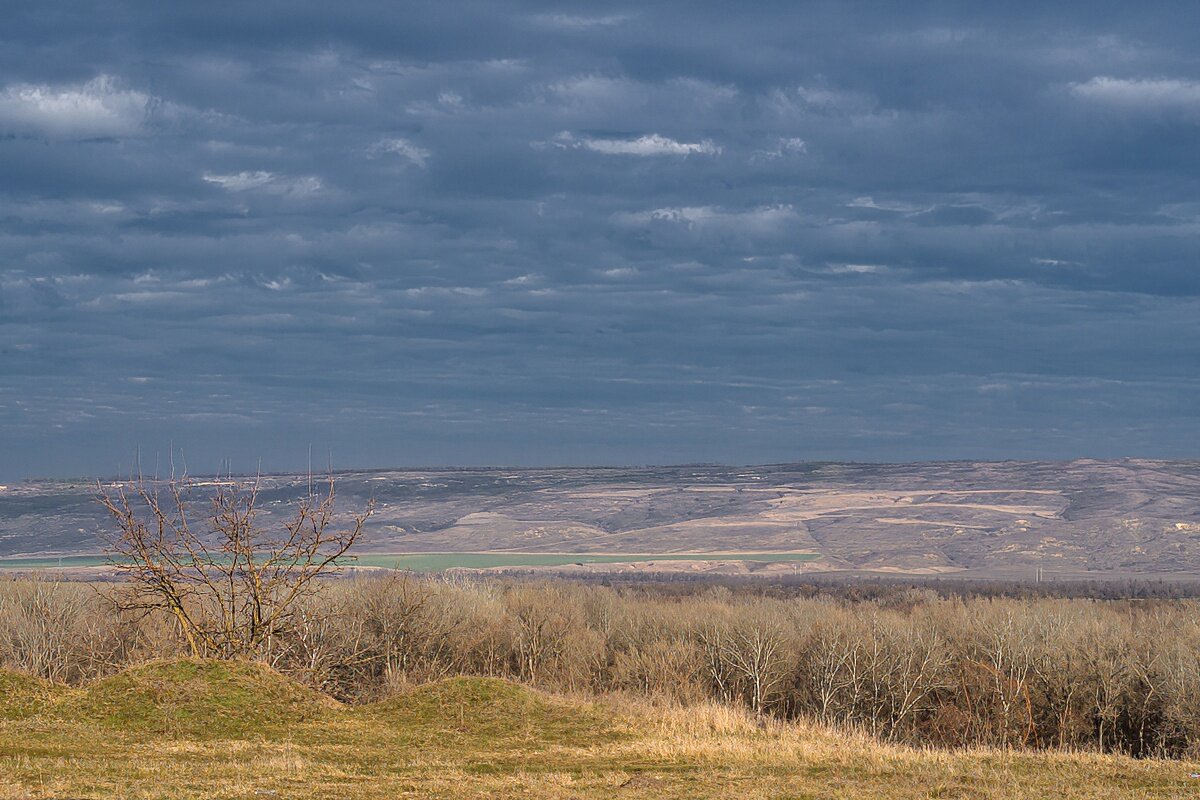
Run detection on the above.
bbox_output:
[5,459,1200,577]
[0,659,1197,799]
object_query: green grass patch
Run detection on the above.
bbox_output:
[0,554,109,569]
[0,669,69,720]
[0,551,821,572]
[73,658,340,738]
[352,552,821,571]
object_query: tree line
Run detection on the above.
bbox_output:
[5,573,1200,757]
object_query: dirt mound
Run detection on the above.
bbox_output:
[0,669,68,720]
[363,676,617,748]
[78,658,340,738]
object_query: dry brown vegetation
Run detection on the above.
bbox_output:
[4,575,1200,761]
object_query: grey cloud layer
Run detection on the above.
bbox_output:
[2,1,1199,478]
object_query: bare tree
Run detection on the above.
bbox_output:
[97,473,373,659]
[508,584,578,683]
[0,577,132,682]
[698,607,791,715]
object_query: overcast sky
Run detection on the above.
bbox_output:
[2,1,1199,479]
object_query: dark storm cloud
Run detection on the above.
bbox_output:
[2,1,1200,478]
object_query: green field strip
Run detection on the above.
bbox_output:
[0,554,110,569]
[0,551,821,572]
[350,552,822,571]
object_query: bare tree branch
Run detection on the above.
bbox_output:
[97,473,373,659]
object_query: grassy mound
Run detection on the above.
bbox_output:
[363,676,618,749]
[76,658,340,738]
[0,669,68,720]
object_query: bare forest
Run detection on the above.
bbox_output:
[5,573,1200,758]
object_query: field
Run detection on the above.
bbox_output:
[0,552,821,573]
[1,659,1196,799]
[0,554,108,570]
[352,551,821,571]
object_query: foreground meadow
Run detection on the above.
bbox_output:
[1,659,1196,800]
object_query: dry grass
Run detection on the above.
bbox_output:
[0,661,1198,799]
